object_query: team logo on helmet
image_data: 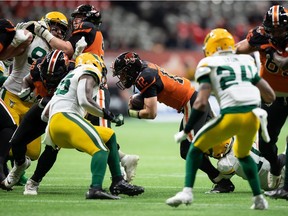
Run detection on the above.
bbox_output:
[124,52,137,65]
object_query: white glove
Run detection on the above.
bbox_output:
[15,21,35,30]
[11,30,32,47]
[273,52,288,71]
[174,130,188,143]
[34,21,54,43]
[72,36,87,60]
[18,87,37,102]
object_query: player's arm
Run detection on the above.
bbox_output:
[255,78,275,104]
[134,96,158,119]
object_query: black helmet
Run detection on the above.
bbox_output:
[263,5,288,49]
[112,52,142,90]
[71,4,102,26]
[40,50,69,90]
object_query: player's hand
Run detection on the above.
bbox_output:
[18,87,36,102]
[72,36,87,60]
[174,130,188,143]
[16,21,35,30]
[34,21,54,43]
[102,108,115,121]
[273,52,288,71]
[112,114,124,127]
[11,30,32,47]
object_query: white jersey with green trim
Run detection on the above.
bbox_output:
[3,36,51,95]
[195,53,261,110]
[48,64,102,118]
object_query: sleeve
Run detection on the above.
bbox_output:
[246,27,270,50]
[136,69,158,97]
[69,22,95,51]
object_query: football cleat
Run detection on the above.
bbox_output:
[24,179,39,195]
[166,188,193,207]
[3,156,31,190]
[207,178,235,193]
[121,154,139,183]
[250,194,268,210]
[267,172,281,189]
[86,188,120,200]
[264,187,288,200]
[109,179,144,196]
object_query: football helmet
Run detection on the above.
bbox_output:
[206,137,234,159]
[112,52,143,90]
[203,28,235,57]
[71,4,102,27]
[75,52,107,77]
[40,50,69,90]
[41,11,68,38]
[263,5,288,49]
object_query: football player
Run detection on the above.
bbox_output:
[0,18,32,60]
[236,4,288,199]
[1,50,70,191]
[0,11,69,162]
[166,28,275,210]
[40,53,143,199]
[33,4,140,183]
[112,52,235,193]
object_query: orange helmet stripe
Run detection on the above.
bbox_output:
[272,5,279,26]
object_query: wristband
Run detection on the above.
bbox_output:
[42,29,54,43]
[128,109,141,119]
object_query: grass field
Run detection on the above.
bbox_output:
[0,118,287,216]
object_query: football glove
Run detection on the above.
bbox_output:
[174,130,188,143]
[11,30,32,47]
[112,114,124,127]
[18,87,37,102]
[72,36,87,60]
[34,21,54,43]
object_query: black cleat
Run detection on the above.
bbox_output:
[208,179,235,193]
[109,179,144,196]
[86,188,120,200]
[264,187,288,200]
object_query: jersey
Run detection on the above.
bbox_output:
[195,53,261,113]
[0,18,15,53]
[3,36,50,95]
[48,64,102,118]
[135,61,195,112]
[247,26,288,95]
[69,21,104,60]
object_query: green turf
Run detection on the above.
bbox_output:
[1,118,287,216]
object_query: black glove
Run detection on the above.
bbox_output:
[112,114,124,127]
[102,108,124,127]
[265,47,276,59]
[102,108,115,121]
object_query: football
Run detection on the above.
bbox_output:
[129,93,144,110]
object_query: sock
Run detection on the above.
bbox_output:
[284,143,288,191]
[91,150,108,188]
[185,146,203,188]
[104,134,123,182]
[238,155,261,196]
[31,146,59,183]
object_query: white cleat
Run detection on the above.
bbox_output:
[166,188,193,207]
[3,156,31,189]
[121,155,139,183]
[23,179,39,195]
[267,172,281,189]
[250,194,268,210]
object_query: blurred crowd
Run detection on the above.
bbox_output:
[0,0,285,52]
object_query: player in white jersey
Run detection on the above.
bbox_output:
[41,53,144,199]
[210,137,286,191]
[0,11,68,161]
[166,28,275,210]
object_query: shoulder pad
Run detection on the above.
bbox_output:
[135,68,156,91]
[195,66,211,82]
[72,21,94,34]
[82,65,102,82]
